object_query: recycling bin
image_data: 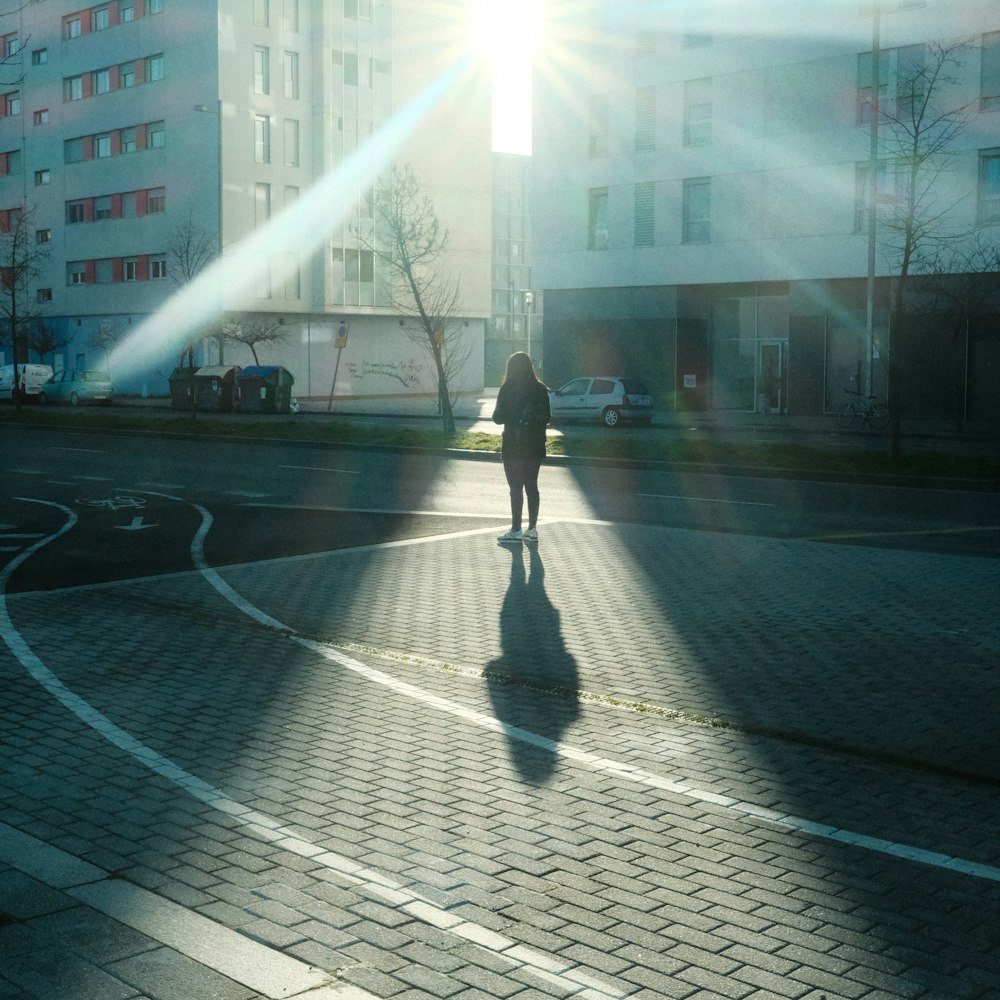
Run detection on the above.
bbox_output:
[235,365,295,414]
[167,367,197,411]
[193,366,239,412]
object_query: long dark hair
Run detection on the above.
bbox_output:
[502,352,544,387]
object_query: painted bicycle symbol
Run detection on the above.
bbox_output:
[75,495,147,510]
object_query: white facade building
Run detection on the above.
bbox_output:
[0,0,491,408]
[532,1,1000,422]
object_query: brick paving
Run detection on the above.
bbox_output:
[2,508,1000,999]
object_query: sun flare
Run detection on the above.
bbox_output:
[474,0,545,154]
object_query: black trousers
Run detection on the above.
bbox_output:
[502,453,541,531]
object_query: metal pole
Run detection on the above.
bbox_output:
[865,1,880,397]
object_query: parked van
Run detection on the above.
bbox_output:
[0,364,54,402]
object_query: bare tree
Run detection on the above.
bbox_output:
[870,38,974,456]
[28,317,69,363]
[89,321,127,372]
[223,316,288,365]
[357,164,471,436]
[0,203,49,409]
[166,214,220,368]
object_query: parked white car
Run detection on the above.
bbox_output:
[0,364,54,402]
[548,376,654,427]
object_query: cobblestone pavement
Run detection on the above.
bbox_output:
[2,510,999,999]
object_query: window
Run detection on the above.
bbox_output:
[254,46,270,95]
[359,0,373,18]
[64,138,84,163]
[983,32,1000,111]
[635,86,655,152]
[124,258,137,281]
[67,76,84,101]
[34,169,50,186]
[284,0,299,32]
[149,0,164,12]
[979,151,1000,224]
[67,201,86,224]
[31,48,47,66]
[36,288,52,303]
[95,259,113,283]
[344,53,358,86]
[684,78,712,146]
[683,177,711,243]
[283,119,299,166]
[67,263,86,285]
[256,266,272,299]
[284,255,300,299]
[588,188,608,250]
[95,134,112,158]
[93,68,111,95]
[634,181,654,247]
[122,192,137,217]
[120,63,135,88]
[855,160,906,230]
[636,31,656,56]
[94,196,113,220]
[254,115,270,163]
[858,44,925,125]
[254,0,269,26]
[4,149,21,174]
[121,127,137,152]
[36,229,51,244]
[148,187,165,213]
[146,55,164,82]
[150,256,167,279]
[5,93,19,116]
[92,6,110,30]
[33,109,49,126]
[588,95,608,158]
[121,0,134,21]
[3,34,18,58]
[284,51,299,99]
[65,17,82,39]
[255,182,271,226]
[147,122,165,148]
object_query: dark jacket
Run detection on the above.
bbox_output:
[492,378,551,460]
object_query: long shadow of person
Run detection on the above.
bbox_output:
[487,544,581,785]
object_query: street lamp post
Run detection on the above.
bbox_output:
[865,2,880,397]
[521,289,534,360]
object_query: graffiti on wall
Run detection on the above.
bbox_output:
[345,358,423,389]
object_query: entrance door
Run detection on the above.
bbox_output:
[756,340,787,414]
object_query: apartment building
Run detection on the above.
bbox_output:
[532,1,1000,422]
[0,0,491,403]
[487,150,543,384]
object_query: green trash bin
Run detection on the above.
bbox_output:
[193,366,239,412]
[235,366,295,414]
[167,367,197,411]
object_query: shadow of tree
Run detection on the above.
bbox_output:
[486,544,580,785]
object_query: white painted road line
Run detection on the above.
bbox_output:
[0,823,361,1000]
[638,492,775,506]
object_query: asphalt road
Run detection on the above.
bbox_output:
[2,425,997,597]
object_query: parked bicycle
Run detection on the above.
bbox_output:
[837,389,890,430]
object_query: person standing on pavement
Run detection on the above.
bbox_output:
[492,352,550,543]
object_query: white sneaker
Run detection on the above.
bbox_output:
[524,527,538,542]
[497,529,523,543]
